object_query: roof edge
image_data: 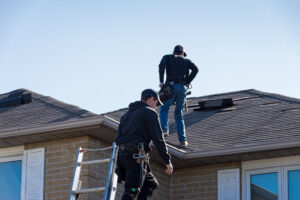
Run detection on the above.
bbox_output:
[185,140,300,159]
[0,116,105,139]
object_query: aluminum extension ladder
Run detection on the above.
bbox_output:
[69,142,119,200]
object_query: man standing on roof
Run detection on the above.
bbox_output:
[159,45,198,147]
[115,89,173,200]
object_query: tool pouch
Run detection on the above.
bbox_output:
[158,83,173,102]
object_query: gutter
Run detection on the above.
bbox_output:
[185,139,300,159]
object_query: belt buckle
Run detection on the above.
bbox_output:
[133,153,140,159]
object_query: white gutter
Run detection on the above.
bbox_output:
[185,139,300,159]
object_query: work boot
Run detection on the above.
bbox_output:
[162,130,169,138]
[179,141,188,147]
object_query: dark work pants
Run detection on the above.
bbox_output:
[116,150,158,200]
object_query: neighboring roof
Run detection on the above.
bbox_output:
[0,89,97,132]
[105,89,300,160]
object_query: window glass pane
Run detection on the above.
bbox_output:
[250,172,278,200]
[0,160,22,200]
[288,170,300,200]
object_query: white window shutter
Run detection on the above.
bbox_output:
[21,148,45,200]
[218,168,240,200]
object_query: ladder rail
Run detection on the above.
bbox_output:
[69,147,84,200]
[104,142,119,200]
[68,143,119,200]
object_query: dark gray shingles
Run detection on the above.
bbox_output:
[105,89,300,153]
[0,89,97,131]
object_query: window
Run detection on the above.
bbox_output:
[284,166,300,200]
[250,171,279,200]
[0,146,44,200]
[0,146,24,200]
[0,158,22,200]
[242,155,300,200]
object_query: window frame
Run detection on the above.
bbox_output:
[244,167,282,200]
[283,165,300,200]
[242,155,300,200]
[0,146,24,200]
[0,156,23,163]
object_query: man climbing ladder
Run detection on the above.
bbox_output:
[115,89,173,200]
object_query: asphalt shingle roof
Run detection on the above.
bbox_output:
[0,89,96,131]
[105,89,300,153]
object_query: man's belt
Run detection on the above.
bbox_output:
[169,79,184,84]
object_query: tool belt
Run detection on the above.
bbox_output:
[159,83,173,102]
[119,143,139,157]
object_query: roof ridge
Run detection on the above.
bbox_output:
[187,89,300,105]
[256,90,300,105]
[187,88,258,100]
[101,107,128,116]
[0,88,46,100]
[37,96,97,117]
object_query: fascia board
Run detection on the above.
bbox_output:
[103,115,120,129]
[185,140,300,159]
[0,116,105,138]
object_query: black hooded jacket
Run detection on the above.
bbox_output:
[159,54,198,84]
[116,101,171,164]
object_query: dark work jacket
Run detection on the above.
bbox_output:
[159,54,198,84]
[116,101,171,164]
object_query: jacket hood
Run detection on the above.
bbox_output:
[128,101,147,111]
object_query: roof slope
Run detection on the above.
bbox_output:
[0,89,96,131]
[105,89,300,155]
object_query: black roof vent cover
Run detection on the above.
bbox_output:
[193,98,233,111]
[0,93,32,108]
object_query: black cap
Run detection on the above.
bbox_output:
[173,45,187,57]
[141,89,163,106]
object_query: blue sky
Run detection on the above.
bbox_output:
[1,0,300,114]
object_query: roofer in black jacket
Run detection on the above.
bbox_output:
[159,45,198,147]
[116,89,173,200]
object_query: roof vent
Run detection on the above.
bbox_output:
[191,98,233,111]
[0,93,32,108]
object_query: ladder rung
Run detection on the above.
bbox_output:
[78,158,110,165]
[73,187,106,194]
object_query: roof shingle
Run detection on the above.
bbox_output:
[0,89,96,131]
[105,89,300,154]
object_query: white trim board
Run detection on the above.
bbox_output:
[0,145,24,158]
[242,155,300,200]
[242,154,300,169]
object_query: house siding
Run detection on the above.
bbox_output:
[25,136,171,200]
[25,136,90,200]
[171,162,241,200]
[25,136,240,200]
